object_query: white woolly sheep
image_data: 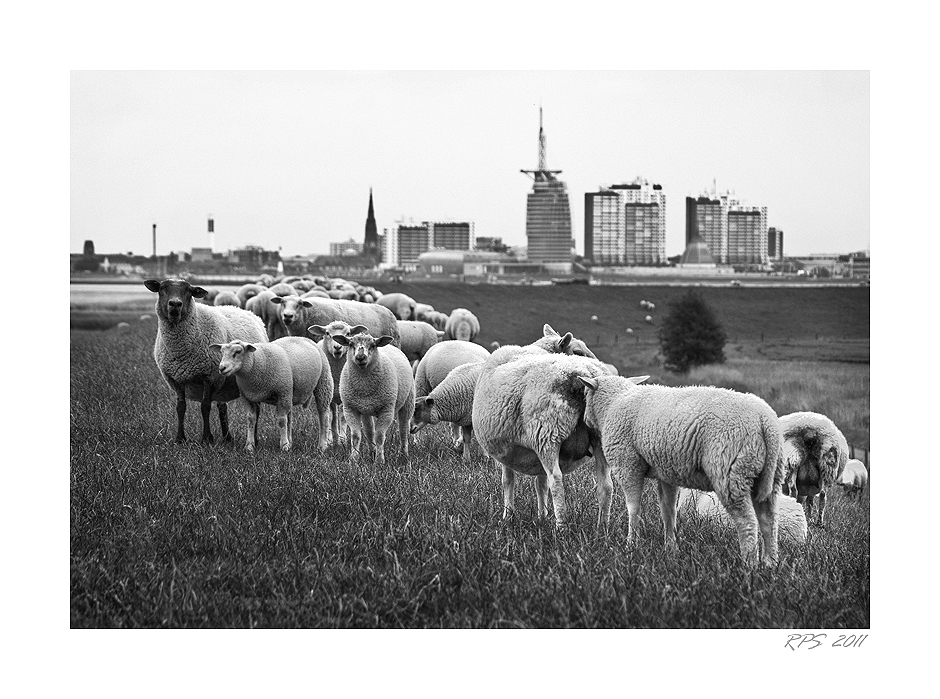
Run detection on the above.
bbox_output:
[472,352,609,528]
[235,283,265,308]
[213,290,241,307]
[144,278,267,444]
[644,315,653,324]
[256,274,275,287]
[577,375,785,568]
[307,320,368,446]
[625,328,633,334]
[301,288,331,300]
[396,320,444,363]
[444,308,481,342]
[332,330,416,467]
[838,458,868,500]
[139,314,153,322]
[210,337,333,452]
[414,303,435,322]
[490,341,501,351]
[376,292,417,320]
[647,302,655,312]
[480,324,597,376]
[677,488,808,548]
[245,288,293,341]
[591,315,599,322]
[779,411,849,528]
[411,360,484,463]
[414,339,492,398]
[273,296,401,347]
[116,322,131,332]
[600,362,619,376]
[423,310,450,332]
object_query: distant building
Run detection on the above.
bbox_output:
[363,188,380,262]
[521,108,572,265]
[83,240,95,256]
[433,221,474,250]
[190,247,214,262]
[474,236,508,252]
[768,227,784,261]
[585,177,666,266]
[385,219,474,270]
[685,187,768,266]
[329,238,365,257]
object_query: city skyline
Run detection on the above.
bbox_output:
[70,71,869,260]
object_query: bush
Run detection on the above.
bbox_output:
[659,290,727,373]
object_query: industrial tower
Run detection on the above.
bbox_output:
[521,107,572,264]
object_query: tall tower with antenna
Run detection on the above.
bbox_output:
[520,107,572,264]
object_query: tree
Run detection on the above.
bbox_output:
[658,290,727,373]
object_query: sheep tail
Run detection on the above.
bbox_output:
[754,413,782,502]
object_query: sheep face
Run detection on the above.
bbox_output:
[333,332,395,369]
[270,295,312,328]
[145,278,208,324]
[209,340,257,377]
[309,322,367,361]
[410,396,440,433]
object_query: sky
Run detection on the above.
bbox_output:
[70,70,869,260]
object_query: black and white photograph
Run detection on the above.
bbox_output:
[44,2,925,694]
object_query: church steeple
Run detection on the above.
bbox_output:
[364,187,379,262]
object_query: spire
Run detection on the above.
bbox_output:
[368,187,375,218]
[364,187,379,261]
[521,105,561,183]
[538,105,546,171]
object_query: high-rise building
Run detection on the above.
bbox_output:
[385,219,473,269]
[363,188,380,262]
[433,221,474,250]
[685,187,768,266]
[585,178,666,265]
[521,108,572,264]
[768,227,784,261]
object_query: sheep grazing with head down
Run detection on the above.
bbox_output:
[332,330,416,467]
[376,292,417,321]
[413,340,491,398]
[577,375,785,568]
[411,360,485,463]
[779,411,849,528]
[838,459,868,500]
[396,320,444,364]
[210,336,333,452]
[144,278,267,444]
[444,308,480,342]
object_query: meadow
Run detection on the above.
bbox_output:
[70,282,869,628]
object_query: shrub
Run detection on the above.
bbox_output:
[659,290,727,373]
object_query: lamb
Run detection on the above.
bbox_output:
[307,320,368,446]
[576,375,785,567]
[779,411,849,528]
[677,488,808,547]
[838,459,868,500]
[213,290,241,307]
[472,352,610,528]
[376,292,417,320]
[144,278,267,444]
[235,283,265,308]
[331,330,416,467]
[271,296,402,347]
[413,339,491,398]
[210,337,333,452]
[396,320,444,363]
[411,360,484,463]
[444,308,480,342]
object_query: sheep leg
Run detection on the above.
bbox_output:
[372,409,395,468]
[534,473,549,521]
[593,445,613,533]
[171,382,187,443]
[722,496,761,568]
[753,493,779,567]
[500,463,516,519]
[331,402,345,446]
[217,402,233,442]
[537,446,568,528]
[611,450,645,546]
[344,409,364,466]
[450,423,463,453]
[803,495,815,526]
[657,481,679,551]
[361,415,376,462]
[243,398,259,453]
[817,490,828,528]
[199,383,215,444]
[461,426,473,464]
[396,400,413,464]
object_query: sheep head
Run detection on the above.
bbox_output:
[145,278,208,324]
[270,294,312,327]
[309,322,367,360]
[332,331,394,368]
[209,340,258,377]
[410,396,440,433]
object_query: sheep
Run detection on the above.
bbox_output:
[198,288,219,305]
[246,287,294,340]
[139,314,153,322]
[423,310,450,332]
[472,352,610,528]
[591,315,599,322]
[444,308,480,342]
[625,328,633,334]
[648,302,655,312]
[307,320,367,446]
[235,283,265,308]
[213,290,241,307]
[267,282,297,297]
[210,337,333,452]
[600,362,619,376]
[414,339,491,398]
[396,320,444,363]
[644,315,653,324]
[376,292,417,320]
[411,360,484,463]
[331,330,416,467]
[144,278,267,444]
[116,321,131,332]
[483,324,597,373]
[490,341,501,351]
[677,488,807,547]
[256,274,275,287]
[301,288,331,300]
[838,459,868,500]
[268,295,401,347]
[779,411,849,528]
[328,288,359,301]
[576,375,785,567]
[414,303,436,322]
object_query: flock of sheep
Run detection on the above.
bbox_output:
[143,274,868,570]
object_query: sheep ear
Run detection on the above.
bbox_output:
[300,299,313,308]
[244,344,258,353]
[269,296,284,305]
[577,376,599,391]
[558,332,573,350]
[350,325,369,335]
[436,331,445,340]
[308,325,327,339]
[144,279,161,292]
[208,343,222,356]
[627,375,650,385]
[190,286,208,299]
[375,336,395,347]
[543,323,558,337]
[332,334,351,346]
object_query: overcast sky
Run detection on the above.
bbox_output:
[70,70,869,259]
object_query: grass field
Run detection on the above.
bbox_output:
[70,283,869,628]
